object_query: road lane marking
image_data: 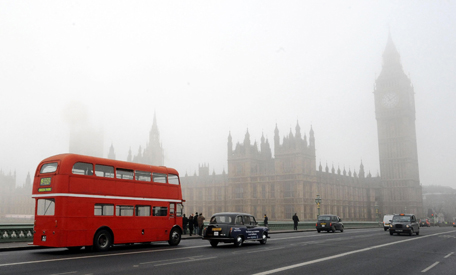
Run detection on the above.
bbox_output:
[153,256,217,266]
[0,245,208,268]
[444,252,454,258]
[421,262,439,273]
[253,230,456,275]
[49,272,77,275]
[140,255,205,265]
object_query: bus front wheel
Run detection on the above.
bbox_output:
[93,229,112,252]
[168,228,181,246]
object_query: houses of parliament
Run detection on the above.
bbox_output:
[0,35,423,222]
[181,34,423,221]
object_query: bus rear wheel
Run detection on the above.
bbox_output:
[168,228,181,246]
[93,229,112,252]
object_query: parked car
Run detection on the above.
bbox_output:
[419,218,431,227]
[202,212,269,247]
[316,214,344,233]
[383,214,394,231]
[389,213,420,236]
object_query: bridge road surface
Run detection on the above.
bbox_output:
[1,227,455,275]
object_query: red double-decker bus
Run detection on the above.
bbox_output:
[32,154,184,251]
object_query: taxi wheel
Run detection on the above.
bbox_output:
[317,230,321,233]
[389,230,393,235]
[340,227,344,233]
[210,241,219,247]
[260,234,267,244]
[416,231,420,236]
[331,226,335,233]
[384,228,388,231]
[234,236,243,247]
[409,229,413,236]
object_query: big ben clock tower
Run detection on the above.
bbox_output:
[374,33,423,216]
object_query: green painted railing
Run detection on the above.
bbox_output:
[0,224,34,243]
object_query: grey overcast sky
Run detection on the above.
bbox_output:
[1,1,455,189]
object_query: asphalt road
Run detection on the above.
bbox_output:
[1,227,455,275]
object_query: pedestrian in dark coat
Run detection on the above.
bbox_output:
[182,214,188,235]
[264,214,268,227]
[188,214,194,236]
[194,212,199,235]
[293,213,299,230]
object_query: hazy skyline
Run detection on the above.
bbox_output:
[1,1,455,189]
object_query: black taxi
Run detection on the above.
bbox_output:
[202,212,269,247]
[389,213,420,236]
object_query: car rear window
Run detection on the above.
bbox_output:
[210,215,233,224]
[318,216,331,221]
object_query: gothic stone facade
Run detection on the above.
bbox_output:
[182,35,423,221]
[182,125,380,221]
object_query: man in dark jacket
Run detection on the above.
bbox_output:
[188,214,194,236]
[264,214,268,227]
[194,212,199,235]
[293,213,299,230]
[182,214,188,235]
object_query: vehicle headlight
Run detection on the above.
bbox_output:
[389,224,393,227]
[406,225,410,228]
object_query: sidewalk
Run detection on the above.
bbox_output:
[0,229,310,252]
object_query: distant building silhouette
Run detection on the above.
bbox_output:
[181,34,423,220]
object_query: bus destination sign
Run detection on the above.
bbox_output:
[40,177,51,186]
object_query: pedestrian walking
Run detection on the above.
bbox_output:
[182,214,188,235]
[188,214,194,236]
[263,214,268,227]
[197,213,205,236]
[293,213,299,230]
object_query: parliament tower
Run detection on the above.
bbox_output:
[374,33,423,216]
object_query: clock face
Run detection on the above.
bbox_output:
[381,92,399,108]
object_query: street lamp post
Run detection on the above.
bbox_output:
[315,195,322,219]
[375,201,379,224]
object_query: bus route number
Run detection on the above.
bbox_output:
[40,177,51,186]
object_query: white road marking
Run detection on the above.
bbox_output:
[49,272,77,275]
[153,256,217,266]
[444,252,454,258]
[253,230,456,275]
[140,255,205,265]
[421,262,439,273]
[0,245,208,267]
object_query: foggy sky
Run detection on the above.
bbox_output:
[1,1,455,189]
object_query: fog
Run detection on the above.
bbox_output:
[0,1,455,189]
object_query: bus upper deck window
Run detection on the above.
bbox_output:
[72,162,93,176]
[40,163,58,174]
[168,174,180,185]
[153,173,167,183]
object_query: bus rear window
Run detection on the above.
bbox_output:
[37,199,55,216]
[40,163,58,174]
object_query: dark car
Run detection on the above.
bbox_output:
[202,212,269,247]
[419,218,430,227]
[389,213,420,236]
[316,214,344,233]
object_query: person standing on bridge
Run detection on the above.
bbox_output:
[197,213,205,236]
[264,214,268,227]
[182,214,188,235]
[188,214,194,236]
[292,213,299,230]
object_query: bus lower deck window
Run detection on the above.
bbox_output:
[37,199,55,216]
[94,204,114,216]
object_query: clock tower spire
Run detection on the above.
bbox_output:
[374,33,423,216]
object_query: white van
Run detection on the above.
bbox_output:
[383,214,394,231]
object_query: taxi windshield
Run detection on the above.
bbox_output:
[210,215,233,224]
[393,215,411,222]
